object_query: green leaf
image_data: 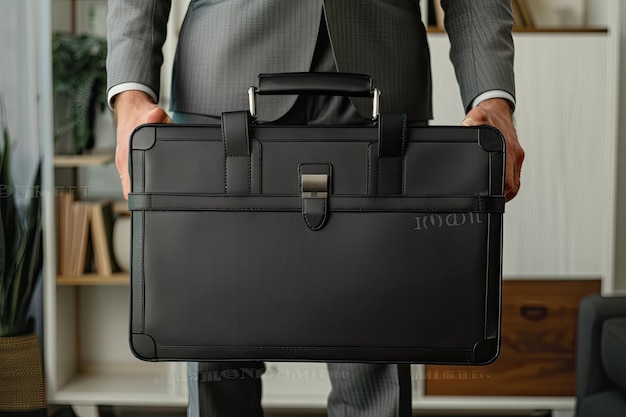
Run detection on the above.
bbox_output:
[12,166,42,333]
[0,93,42,336]
[52,32,108,152]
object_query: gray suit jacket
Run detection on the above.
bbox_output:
[106,0,515,122]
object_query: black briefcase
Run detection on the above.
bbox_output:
[128,73,505,364]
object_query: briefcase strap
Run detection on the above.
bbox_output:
[373,113,406,195]
[221,111,408,198]
[222,111,252,194]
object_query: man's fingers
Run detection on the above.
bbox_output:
[115,151,131,200]
[505,172,519,201]
[462,99,524,201]
[504,140,524,201]
[145,107,173,124]
[121,174,131,200]
[461,117,474,127]
[114,106,171,200]
[112,92,168,200]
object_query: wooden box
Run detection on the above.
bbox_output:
[424,279,601,396]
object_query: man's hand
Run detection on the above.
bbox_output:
[462,98,524,201]
[113,91,173,199]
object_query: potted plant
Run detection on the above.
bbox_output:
[0,95,46,416]
[52,32,107,154]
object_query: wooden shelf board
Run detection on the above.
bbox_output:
[411,396,575,410]
[427,26,608,34]
[57,272,129,286]
[513,27,609,33]
[54,148,115,167]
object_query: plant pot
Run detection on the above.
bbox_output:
[0,333,46,416]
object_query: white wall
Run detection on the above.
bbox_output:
[0,2,43,188]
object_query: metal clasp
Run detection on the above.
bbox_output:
[301,174,328,199]
[248,86,258,119]
[299,164,331,231]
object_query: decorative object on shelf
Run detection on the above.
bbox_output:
[112,212,131,272]
[431,0,444,29]
[425,0,444,28]
[512,0,535,28]
[52,32,108,154]
[0,96,46,415]
[523,0,588,28]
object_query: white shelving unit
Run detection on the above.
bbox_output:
[40,1,621,416]
[429,29,619,288]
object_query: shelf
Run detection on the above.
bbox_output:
[43,1,621,411]
[427,26,608,34]
[57,272,129,286]
[54,148,115,167]
[512,27,608,33]
[50,363,186,406]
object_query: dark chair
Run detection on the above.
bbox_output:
[576,294,626,416]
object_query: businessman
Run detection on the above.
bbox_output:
[107,1,524,416]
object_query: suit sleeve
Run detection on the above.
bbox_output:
[106,0,172,102]
[440,0,515,112]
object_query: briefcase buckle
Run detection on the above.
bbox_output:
[301,174,328,199]
[299,165,331,231]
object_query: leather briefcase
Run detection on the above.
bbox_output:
[128,73,505,364]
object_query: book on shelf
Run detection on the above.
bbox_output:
[512,0,535,28]
[68,200,91,277]
[428,0,536,30]
[56,189,75,277]
[56,193,118,278]
[89,200,117,277]
[432,0,444,29]
[427,1,533,30]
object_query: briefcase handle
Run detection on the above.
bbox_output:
[248,72,381,120]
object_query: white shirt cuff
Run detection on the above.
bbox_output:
[107,83,158,110]
[470,90,516,111]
